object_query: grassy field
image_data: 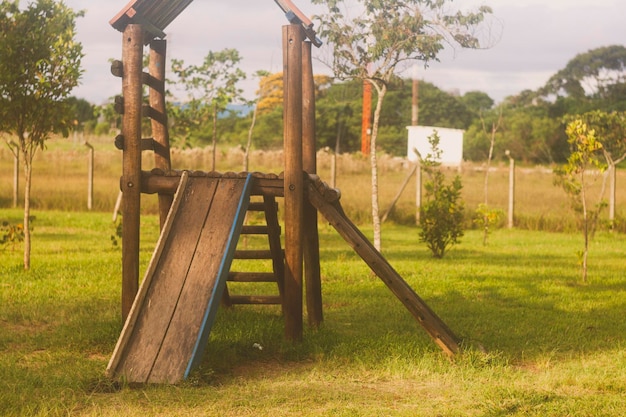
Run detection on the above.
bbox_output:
[2,135,626,231]
[1,207,626,416]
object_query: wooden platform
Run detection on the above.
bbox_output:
[106,173,252,383]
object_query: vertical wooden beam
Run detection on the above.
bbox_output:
[149,39,173,229]
[609,164,616,224]
[301,40,323,328]
[121,24,144,321]
[85,142,94,210]
[506,150,515,229]
[411,78,419,127]
[283,24,304,341]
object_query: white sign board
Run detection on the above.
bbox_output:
[406,126,464,166]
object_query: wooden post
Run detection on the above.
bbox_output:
[415,159,421,224]
[302,40,323,328]
[121,24,144,321]
[283,24,304,341]
[85,142,94,210]
[609,164,616,225]
[506,150,515,229]
[411,78,419,126]
[149,39,173,229]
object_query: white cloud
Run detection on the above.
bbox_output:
[65,0,626,104]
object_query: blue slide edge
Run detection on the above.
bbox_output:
[184,173,253,378]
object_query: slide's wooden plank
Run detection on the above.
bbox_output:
[110,176,220,382]
[106,172,189,379]
[307,179,460,357]
[147,176,252,383]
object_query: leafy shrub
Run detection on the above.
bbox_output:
[418,132,465,258]
[474,203,504,245]
[0,220,28,250]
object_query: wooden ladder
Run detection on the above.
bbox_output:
[222,195,285,307]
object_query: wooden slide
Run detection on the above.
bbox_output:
[106,172,252,384]
[306,176,461,357]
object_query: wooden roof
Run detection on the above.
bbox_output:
[110,0,321,46]
[110,0,194,40]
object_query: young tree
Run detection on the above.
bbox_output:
[419,131,464,258]
[243,70,271,172]
[313,0,492,250]
[476,107,503,245]
[170,49,246,168]
[571,111,626,227]
[0,0,83,269]
[554,119,606,283]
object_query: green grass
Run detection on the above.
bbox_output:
[1,209,626,416]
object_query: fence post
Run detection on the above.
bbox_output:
[415,159,421,225]
[85,142,94,210]
[506,150,515,229]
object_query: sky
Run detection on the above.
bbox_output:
[64,0,626,105]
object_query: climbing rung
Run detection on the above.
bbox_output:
[228,272,277,282]
[247,202,266,211]
[241,225,269,235]
[234,249,276,259]
[247,201,279,212]
[228,295,282,305]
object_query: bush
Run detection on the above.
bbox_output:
[418,132,465,258]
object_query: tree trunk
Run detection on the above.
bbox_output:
[212,103,217,171]
[23,156,33,270]
[13,149,19,208]
[608,162,616,226]
[243,104,258,172]
[370,83,387,251]
[580,170,588,283]
[331,112,343,189]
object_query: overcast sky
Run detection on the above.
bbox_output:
[64,0,626,105]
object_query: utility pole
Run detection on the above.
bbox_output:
[361,79,372,156]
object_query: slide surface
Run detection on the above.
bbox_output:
[107,173,252,383]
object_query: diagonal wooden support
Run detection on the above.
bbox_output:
[306,176,461,357]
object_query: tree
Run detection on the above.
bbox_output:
[170,49,246,167]
[554,119,607,283]
[313,0,492,250]
[476,108,503,245]
[243,70,271,171]
[256,72,285,116]
[543,45,626,101]
[461,91,494,115]
[463,97,567,164]
[540,45,626,116]
[66,97,95,133]
[419,131,464,258]
[0,0,83,269]
[570,111,626,227]
[315,79,361,153]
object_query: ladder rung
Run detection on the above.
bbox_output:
[247,202,266,211]
[228,295,282,305]
[241,225,269,235]
[228,272,277,282]
[247,201,279,212]
[234,249,275,259]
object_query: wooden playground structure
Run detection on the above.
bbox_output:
[106,0,461,384]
